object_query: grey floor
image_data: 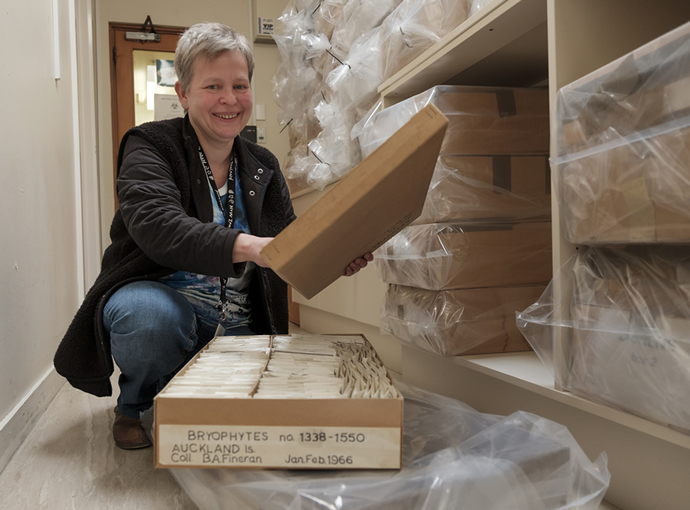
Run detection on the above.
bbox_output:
[0,369,197,510]
[0,323,621,510]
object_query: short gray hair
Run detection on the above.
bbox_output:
[175,22,254,90]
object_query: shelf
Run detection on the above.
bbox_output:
[290,3,690,509]
[379,0,548,101]
[454,350,690,450]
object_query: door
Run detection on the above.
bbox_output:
[109,21,186,207]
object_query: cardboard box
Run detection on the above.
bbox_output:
[357,85,549,159]
[382,284,544,356]
[556,21,690,155]
[438,88,549,155]
[261,103,448,300]
[571,245,690,316]
[558,127,690,244]
[415,155,551,224]
[570,304,690,434]
[567,246,690,433]
[155,334,404,469]
[375,221,552,290]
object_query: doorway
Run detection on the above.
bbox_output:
[109,21,186,206]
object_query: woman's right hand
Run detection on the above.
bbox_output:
[233,233,273,267]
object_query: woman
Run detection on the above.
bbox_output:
[54,22,372,450]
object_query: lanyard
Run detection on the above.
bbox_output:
[198,145,236,320]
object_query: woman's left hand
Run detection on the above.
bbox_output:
[343,253,374,277]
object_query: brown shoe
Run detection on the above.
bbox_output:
[113,407,152,450]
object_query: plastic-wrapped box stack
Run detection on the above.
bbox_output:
[517,21,690,435]
[274,0,480,192]
[355,85,553,356]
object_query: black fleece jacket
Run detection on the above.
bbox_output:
[53,116,295,397]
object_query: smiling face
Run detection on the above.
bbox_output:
[175,50,252,153]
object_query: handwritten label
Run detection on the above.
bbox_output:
[157,425,400,468]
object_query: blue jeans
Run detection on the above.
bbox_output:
[103,280,254,419]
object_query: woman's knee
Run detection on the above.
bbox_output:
[105,281,198,356]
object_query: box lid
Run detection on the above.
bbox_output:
[261,103,448,299]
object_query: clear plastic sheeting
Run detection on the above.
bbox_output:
[413,155,551,224]
[517,245,690,435]
[553,21,690,156]
[552,21,690,244]
[378,0,470,79]
[329,0,403,61]
[286,109,323,153]
[381,284,544,356]
[167,382,610,510]
[274,0,400,189]
[314,0,348,39]
[355,85,550,159]
[469,0,494,17]
[272,2,339,189]
[326,27,384,113]
[283,142,310,180]
[374,222,552,290]
[272,34,322,126]
[556,125,690,244]
[326,0,468,113]
[305,101,363,190]
[273,0,331,128]
[275,2,486,189]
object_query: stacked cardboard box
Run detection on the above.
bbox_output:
[358,86,550,159]
[558,129,690,243]
[568,247,690,434]
[554,22,690,244]
[375,222,552,290]
[543,21,690,434]
[357,85,552,356]
[416,155,551,224]
[383,284,545,356]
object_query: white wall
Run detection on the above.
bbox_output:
[252,0,292,176]
[0,0,81,467]
[95,0,290,247]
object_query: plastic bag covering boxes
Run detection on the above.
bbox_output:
[517,246,690,435]
[261,103,448,300]
[375,222,553,291]
[417,155,551,224]
[381,284,546,356]
[357,86,550,158]
[168,383,611,510]
[355,86,552,225]
[355,85,551,357]
[154,334,403,469]
[553,21,690,244]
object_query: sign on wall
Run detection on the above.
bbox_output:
[258,17,275,37]
[252,0,279,44]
